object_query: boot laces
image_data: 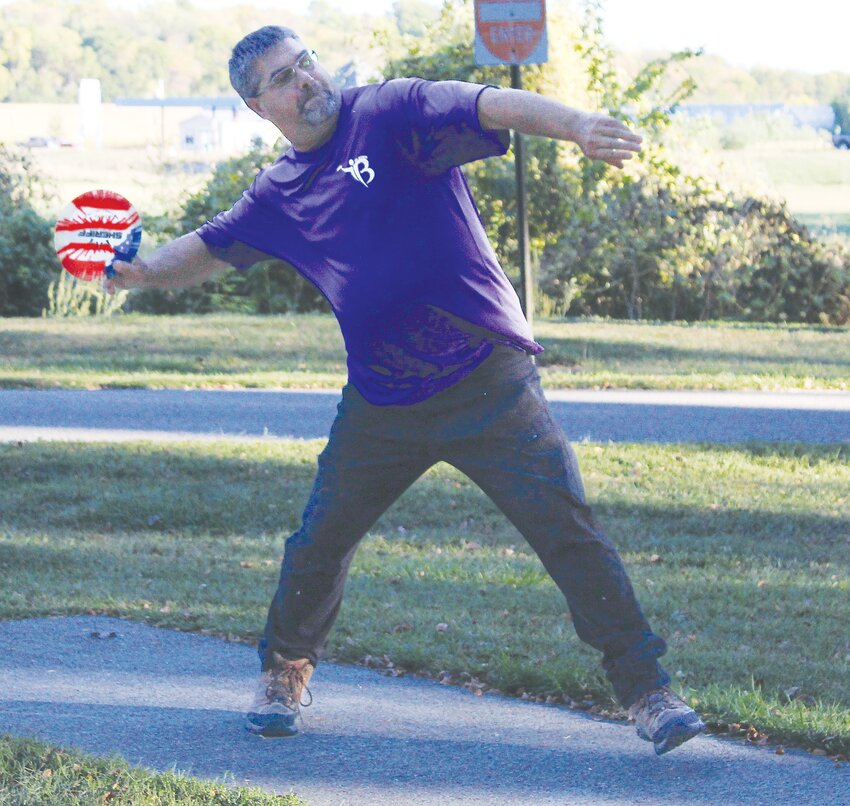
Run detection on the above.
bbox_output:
[267,663,313,709]
[644,687,680,716]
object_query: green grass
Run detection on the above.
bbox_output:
[665,137,850,219]
[0,734,305,805]
[2,314,849,391]
[733,145,850,191]
[1,439,848,757]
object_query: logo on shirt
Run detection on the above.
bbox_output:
[337,155,375,188]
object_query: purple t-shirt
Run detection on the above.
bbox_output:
[196,78,542,405]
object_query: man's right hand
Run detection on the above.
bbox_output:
[101,232,231,294]
[104,256,149,295]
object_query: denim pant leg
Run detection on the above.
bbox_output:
[260,385,432,670]
[437,349,670,707]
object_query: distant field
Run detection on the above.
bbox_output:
[23,146,215,219]
[1,314,848,392]
[725,144,850,237]
[12,131,850,226]
[666,138,850,236]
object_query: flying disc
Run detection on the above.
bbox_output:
[54,189,142,281]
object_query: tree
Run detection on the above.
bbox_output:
[392,0,441,37]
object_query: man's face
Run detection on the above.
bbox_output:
[247,38,341,136]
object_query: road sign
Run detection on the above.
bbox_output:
[474,0,548,66]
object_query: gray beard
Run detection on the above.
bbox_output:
[301,89,340,125]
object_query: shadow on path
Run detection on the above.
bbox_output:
[1,617,847,806]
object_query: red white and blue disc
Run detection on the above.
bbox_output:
[54,189,142,281]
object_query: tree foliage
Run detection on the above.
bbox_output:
[1,0,848,325]
[2,0,845,105]
[385,0,850,325]
[0,0,406,102]
[130,141,329,316]
[0,147,57,316]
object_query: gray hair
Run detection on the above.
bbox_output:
[229,25,300,99]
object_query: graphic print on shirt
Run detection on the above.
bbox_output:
[337,155,375,188]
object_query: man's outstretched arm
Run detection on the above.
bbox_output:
[104,232,231,294]
[477,87,642,168]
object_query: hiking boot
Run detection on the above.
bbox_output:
[628,686,706,755]
[246,653,314,738]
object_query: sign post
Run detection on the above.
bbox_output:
[474,1,547,330]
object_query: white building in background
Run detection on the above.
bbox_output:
[114,95,280,154]
[178,108,277,152]
[116,60,377,153]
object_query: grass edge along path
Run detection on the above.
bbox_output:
[1,314,849,392]
[0,734,306,806]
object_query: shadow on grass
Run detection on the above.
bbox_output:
[1,442,848,562]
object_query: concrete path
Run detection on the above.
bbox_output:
[1,616,847,806]
[1,387,849,444]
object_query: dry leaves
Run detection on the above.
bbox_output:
[438,670,487,696]
[361,653,405,677]
[746,725,769,746]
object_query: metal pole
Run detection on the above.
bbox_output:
[510,64,533,330]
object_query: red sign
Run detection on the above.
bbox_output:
[474,0,547,65]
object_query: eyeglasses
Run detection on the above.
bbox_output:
[253,50,318,97]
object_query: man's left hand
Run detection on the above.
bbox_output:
[575,113,643,168]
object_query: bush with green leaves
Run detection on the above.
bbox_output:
[535,5,850,324]
[130,141,329,315]
[0,146,57,317]
[538,172,850,324]
[386,1,850,325]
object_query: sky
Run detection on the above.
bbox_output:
[600,0,850,75]
[3,0,837,74]
[197,0,849,75]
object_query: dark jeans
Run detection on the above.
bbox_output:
[260,345,670,707]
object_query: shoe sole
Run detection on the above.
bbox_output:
[246,714,299,738]
[636,719,706,755]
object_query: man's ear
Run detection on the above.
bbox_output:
[245,96,268,120]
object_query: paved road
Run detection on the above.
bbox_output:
[2,616,847,806]
[1,388,849,444]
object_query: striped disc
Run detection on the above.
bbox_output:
[54,189,142,280]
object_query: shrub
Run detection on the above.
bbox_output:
[0,146,57,316]
[538,173,850,324]
[129,140,329,315]
[43,270,128,318]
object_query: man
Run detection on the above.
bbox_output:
[106,25,706,756]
